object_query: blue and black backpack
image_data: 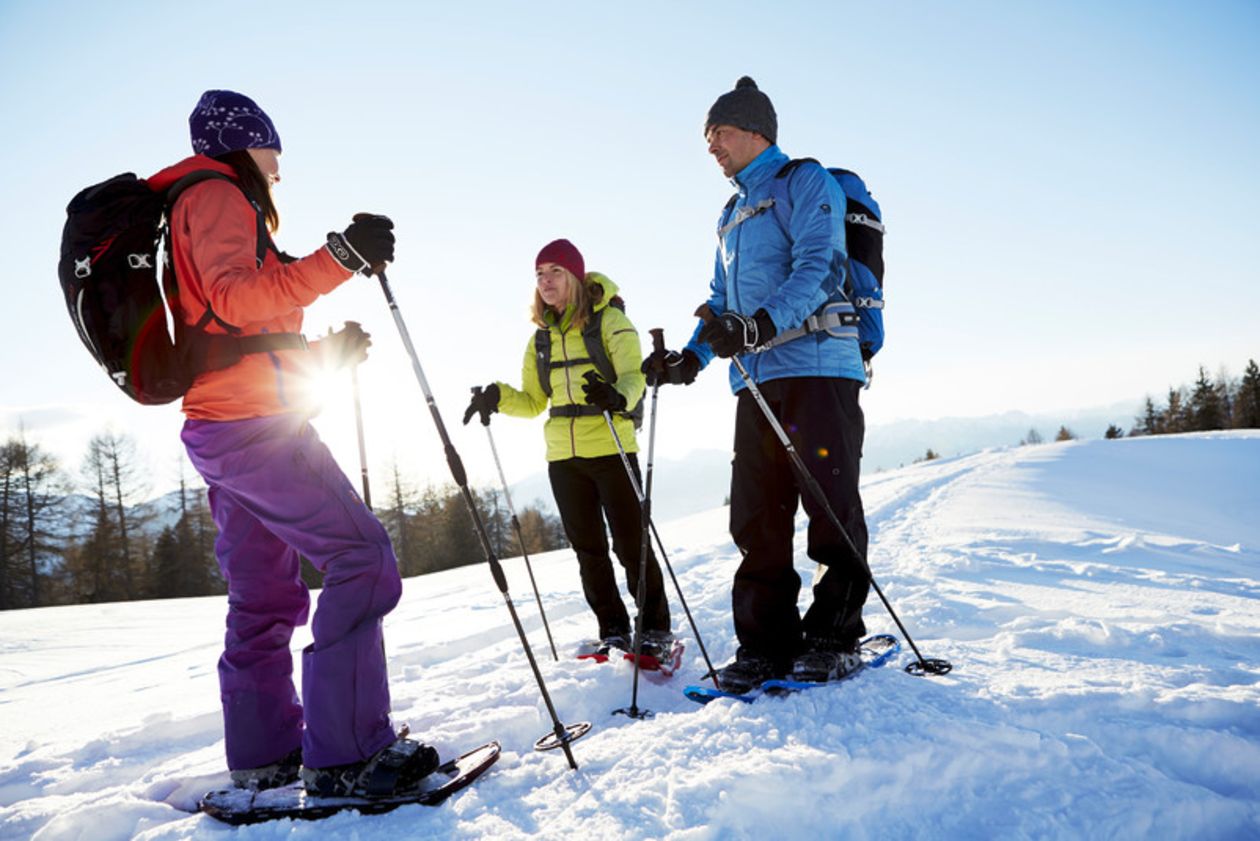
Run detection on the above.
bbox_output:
[723,158,886,366]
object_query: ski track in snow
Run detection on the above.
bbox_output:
[1,432,1258,840]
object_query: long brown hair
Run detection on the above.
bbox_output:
[213,150,280,233]
[531,269,604,331]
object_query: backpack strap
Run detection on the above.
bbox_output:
[165,171,306,365]
[537,307,644,426]
[717,197,776,238]
[581,309,617,385]
[533,328,556,398]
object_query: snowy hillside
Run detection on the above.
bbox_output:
[2,432,1258,840]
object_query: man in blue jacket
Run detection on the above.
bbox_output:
[645,77,871,694]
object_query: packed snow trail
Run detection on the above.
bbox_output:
[1,432,1257,839]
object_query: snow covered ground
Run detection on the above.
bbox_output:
[2,431,1258,840]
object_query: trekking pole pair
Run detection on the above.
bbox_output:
[584,330,720,719]
[376,271,590,768]
[696,306,951,677]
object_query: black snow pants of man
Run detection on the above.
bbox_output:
[729,376,871,670]
[548,453,670,639]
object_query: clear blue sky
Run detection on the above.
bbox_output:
[2,0,1257,497]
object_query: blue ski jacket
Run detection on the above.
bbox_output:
[684,145,866,391]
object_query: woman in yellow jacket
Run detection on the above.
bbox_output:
[464,239,671,659]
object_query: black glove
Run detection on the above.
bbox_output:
[462,384,500,426]
[697,309,776,358]
[642,348,700,386]
[581,373,627,413]
[320,321,371,368]
[327,213,395,275]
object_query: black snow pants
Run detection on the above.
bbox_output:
[549,453,670,639]
[729,377,870,668]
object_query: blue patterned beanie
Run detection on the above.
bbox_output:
[189,90,282,156]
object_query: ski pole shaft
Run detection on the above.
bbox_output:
[585,370,650,717]
[480,405,559,661]
[350,361,372,509]
[696,308,949,676]
[377,271,587,765]
[641,328,720,686]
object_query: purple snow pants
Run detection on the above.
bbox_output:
[182,413,401,770]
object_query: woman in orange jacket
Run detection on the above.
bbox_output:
[155,89,435,799]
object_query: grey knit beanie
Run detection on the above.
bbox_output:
[704,76,777,144]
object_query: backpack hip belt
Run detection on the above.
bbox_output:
[756,301,859,353]
[548,403,638,425]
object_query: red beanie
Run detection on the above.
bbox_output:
[535,238,585,281]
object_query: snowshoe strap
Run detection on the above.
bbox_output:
[363,739,424,797]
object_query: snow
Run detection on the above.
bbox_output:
[2,431,1258,840]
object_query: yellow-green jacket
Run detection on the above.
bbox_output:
[497,273,645,462]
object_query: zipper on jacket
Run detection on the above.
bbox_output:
[558,324,578,458]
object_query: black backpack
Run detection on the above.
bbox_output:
[533,299,645,428]
[58,170,305,405]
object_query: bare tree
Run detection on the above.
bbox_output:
[75,431,150,602]
[0,432,67,609]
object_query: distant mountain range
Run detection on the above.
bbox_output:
[54,402,1140,539]
[508,400,1141,520]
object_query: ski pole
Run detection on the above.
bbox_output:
[593,396,720,692]
[584,361,720,690]
[376,270,590,767]
[474,391,560,662]
[636,330,719,687]
[696,306,952,677]
[350,360,372,509]
[583,367,653,719]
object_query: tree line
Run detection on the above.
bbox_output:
[1127,359,1260,437]
[0,430,566,611]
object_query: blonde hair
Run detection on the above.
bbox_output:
[531,269,604,332]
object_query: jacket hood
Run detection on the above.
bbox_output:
[146,155,237,192]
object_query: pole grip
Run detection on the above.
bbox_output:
[649,328,665,355]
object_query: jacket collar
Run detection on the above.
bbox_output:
[731,144,787,196]
[146,155,237,192]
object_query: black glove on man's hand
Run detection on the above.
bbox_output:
[697,309,776,358]
[327,213,395,275]
[641,348,701,386]
[321,321,371,368]
[462,384,501,426]
[581,374,627,413]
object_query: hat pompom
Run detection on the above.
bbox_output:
[735,76,759,90]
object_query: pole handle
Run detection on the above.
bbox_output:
[693,303,717,324]
[649,328,665,354]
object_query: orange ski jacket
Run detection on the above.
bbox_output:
[147,156,353,420]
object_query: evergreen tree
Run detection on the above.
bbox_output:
[148,526,183,599]
[1104,424,1125,439]
[1055,425,1076,442]
[1132,396,1161,436]
[1021,428,1043,446]
[1188,366,1225,431]
[1163,387,1188,433]
[1234,359,1260,428]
